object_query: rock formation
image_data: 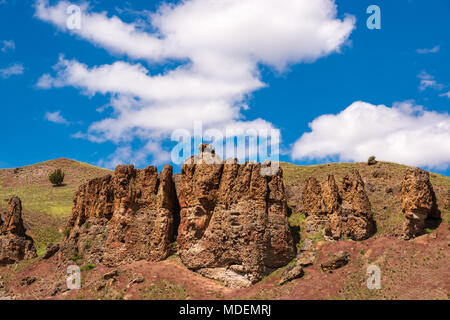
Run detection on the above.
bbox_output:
[444,190,450,210]
[278,263,304,285]
[303,175,340,234]
[302,170,375,241]
[59,165,179,266]
[401,168,439,240]
[0,197,36,265]
[325,170,375,240]
[177,147,295,288]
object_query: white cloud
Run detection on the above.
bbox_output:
[0,63,24,79]
[35,0,355,165]
[292,101,450,169]
[417,71,445,91]
[1,40,15,53]
[45,110,69,124]
[416,46,440,54]
[439,91,450,99]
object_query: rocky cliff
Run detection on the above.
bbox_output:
[58,147,295,287]
[54,149,447,288]
[0,197,36,265]
[302,170,375,241]
[177,156,295,287]
[401,168,440,239]
[58,165,179,266]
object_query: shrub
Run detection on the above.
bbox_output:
[367,156,377,165]
[70,251,82,261]
[81,263,96,272]
[49,169,65,186]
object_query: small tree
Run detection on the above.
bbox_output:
[49,169,65,186]
[367,156,377,166]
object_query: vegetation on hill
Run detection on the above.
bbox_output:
[0,158,111,255]
[280,161,450,244]
[48,168,65,186]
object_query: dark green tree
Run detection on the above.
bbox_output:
[49,169,65,186]
[367,156,377,166]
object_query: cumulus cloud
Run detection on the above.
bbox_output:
[292,101,450,169]
[416,46,440,54]
[35,0,355,166]
[0,63,24,79]
[45,110,69,124]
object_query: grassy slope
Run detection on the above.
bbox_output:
[281,161,450,245]
[0,158,112,255]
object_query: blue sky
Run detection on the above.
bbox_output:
[0,0,449,175]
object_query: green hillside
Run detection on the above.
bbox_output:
[0,158,112,255]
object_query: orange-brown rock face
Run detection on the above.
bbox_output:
[325,170,375,240]
[0,197,36,265]
[302,170,375,241]
[401,168,439,240]
[59,165,179,266]
[303,175,340,234]
[444,190,450,210]
[177,160,295,288]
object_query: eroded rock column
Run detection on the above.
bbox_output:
[0,197,36,265]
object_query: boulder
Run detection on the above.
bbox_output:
[296,251,316,266]
[0,197,36,265]
[103,269,119,280]
[59,165,179,266]
[19,276,37,287]
[401,168,440,240]
[42,243,60,260]
[320,251,350,272]
[278,263,304,285]
[177,147,295,288]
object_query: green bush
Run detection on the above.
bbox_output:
[49,169,65,186]
[367,156,377,165]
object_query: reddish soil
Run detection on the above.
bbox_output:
[1,223,448,300]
